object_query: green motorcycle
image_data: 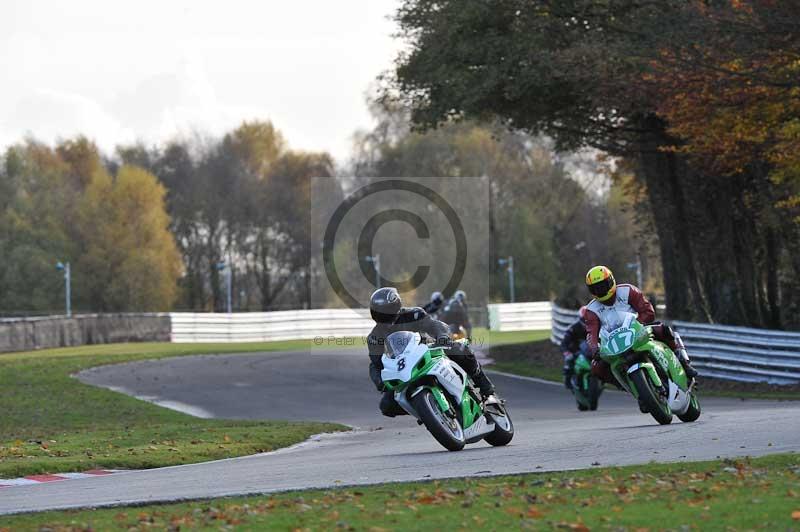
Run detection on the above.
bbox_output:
[381,331,514,451]
[598,312,701,425]
[571,345,603,411]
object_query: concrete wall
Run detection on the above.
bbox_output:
[0,314,170,353]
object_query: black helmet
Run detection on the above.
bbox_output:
[370,287,402,323]
[431,291,444,305]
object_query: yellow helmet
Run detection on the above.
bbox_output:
[585,265,616,302]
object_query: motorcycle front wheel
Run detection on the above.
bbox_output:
[412,389,465,451]
[588,375,601,411]
[630,369,673,425]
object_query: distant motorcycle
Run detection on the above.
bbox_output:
[380,331,514,451]
[598,312,701,425]
[570,343,603,411]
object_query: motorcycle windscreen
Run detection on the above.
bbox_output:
[385,331,420,359]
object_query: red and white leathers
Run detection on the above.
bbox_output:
[584,284,654,354]
[583,284,693,382]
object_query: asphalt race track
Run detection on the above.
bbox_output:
[1,348,799,515]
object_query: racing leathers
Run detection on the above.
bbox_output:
[559,318,587,389]
[422,299,444,317]
[438,297,473,338]
[584,284,697,384]
[367,306,493,417]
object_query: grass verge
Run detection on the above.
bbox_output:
[2,453,798,530]
[489,338,800,400]
[0,341,346,478]
[478,328,552,347]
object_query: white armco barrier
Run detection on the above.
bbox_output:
[672,321,800,385]
[549,303,800,384]
[487,301,552,332]
[550,304,580,346]
[170,309,374,343]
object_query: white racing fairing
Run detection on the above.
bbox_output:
[667,381,691,414]
[380,335,496,440]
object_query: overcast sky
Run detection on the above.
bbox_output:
[1,1,403,163]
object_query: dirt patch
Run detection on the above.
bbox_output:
[489,339,800,399]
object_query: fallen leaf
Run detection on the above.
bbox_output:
[526,506,543,518]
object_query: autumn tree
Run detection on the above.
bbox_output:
[0,140,181,313]
[348,107,652,305]
[75,165,182,311]
[388,0,800,328]
[118,120,335,311]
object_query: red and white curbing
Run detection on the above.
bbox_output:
[0,469,123,488]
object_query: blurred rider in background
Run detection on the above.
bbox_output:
[559,306,588,390]
[423,291,445,317]
[438,290,472,338]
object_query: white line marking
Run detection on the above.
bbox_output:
[101,385,215,419]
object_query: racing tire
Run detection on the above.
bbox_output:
[411,389,465,451]
[630,369,673,425]
[677,393,701,422]
[588,376,601,411]
[484,403,514,446]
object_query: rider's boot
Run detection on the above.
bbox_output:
[472,368,496,399]
[676,348,698,379]
[562,353,575,390]
[671,331,698,379]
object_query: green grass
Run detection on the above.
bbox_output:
[475,327,551,347]
[490,360,564,382]
[0,341,346,478]
[3,453,798,530]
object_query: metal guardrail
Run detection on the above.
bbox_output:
[170,309,374,343]
[550,304,580,346]
[549,303,800,384]
[671,320,800,385]
[172,301,554,343]
[487,302,552,332]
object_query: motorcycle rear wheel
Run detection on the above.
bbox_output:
[484,402,514,446]
[412,389,465,451]
[677,393,701,422]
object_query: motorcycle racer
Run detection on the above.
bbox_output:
[583,265,698,384]
[438,290,473,338]
[423,291,445,317]
[367,287,495,417]
[560,306,588,390]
